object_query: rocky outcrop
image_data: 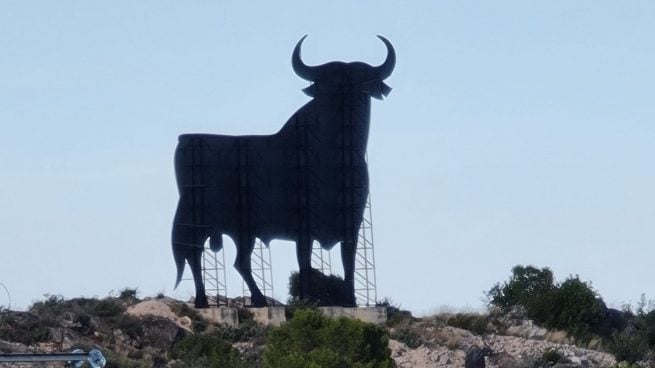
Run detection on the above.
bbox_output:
[126,299,193,331]
[390,323,617,368]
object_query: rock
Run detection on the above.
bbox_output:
[438,352,450,364]
[127,300,193,331]
[74,313,99,335]
[569,356,582,365]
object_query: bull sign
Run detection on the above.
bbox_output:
[173,36,395,308]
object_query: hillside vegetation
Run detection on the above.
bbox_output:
[1,266,654,367]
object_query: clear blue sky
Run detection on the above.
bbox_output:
[1,1,654,314]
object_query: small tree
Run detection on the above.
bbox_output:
[488,266,609,342]
[548,276,606,338]
[487,265,556,321]
[172,334,243,368]
[288,269,347,306]
[263,308,393,368]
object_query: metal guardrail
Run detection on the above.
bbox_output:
[0,349,106,367]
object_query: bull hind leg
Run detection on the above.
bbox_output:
[234,236,268,307]
[296,235,313,302]
[172,222,210,308]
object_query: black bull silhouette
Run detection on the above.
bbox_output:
[172,36,395,308]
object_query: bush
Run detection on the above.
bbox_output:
[288,269,348,306]
[547,277,606,339]
[611,327,649,364]
[119,288,139,300]
[263,308,393,368]
[29,294,69,317]
[0,312,50,345]
[391,326,422,348]
[92,299,125,318]
[377,298,413,327]
[447,313,491,335]
[172,334,243,368]
[103,350,151,368]
[487,265,556,317]
[29,295,125,321]
[488,266,607,342]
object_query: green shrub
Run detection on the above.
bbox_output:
[547,276,606,339]
[263,308,393,368]
[488,266,607,341]
[487,265,556,315]
[447,313,490,335]
[0,312,50,345]
[29,294,69,316]
[288,269,347,306]
[29,295,125,321]
[93,299,126,318]
[284,298,319,320]
[172,334,243,368]
[103,350,151,368]
[611,327,649,364]
[377,298,413,327]
[219,319,269,344]
[119,288,139,300]
[391,326,422,348]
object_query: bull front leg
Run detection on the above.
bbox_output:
[234,236,268,307]
[340,231,359,307]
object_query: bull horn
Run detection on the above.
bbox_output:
[292,35,318,81]
[373,35,395,80]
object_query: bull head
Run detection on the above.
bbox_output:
[292,35,395,99]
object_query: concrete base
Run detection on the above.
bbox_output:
[196,307,239,328]
[249,307,287,326]
[319,306,388,325]
[194,306,387,327]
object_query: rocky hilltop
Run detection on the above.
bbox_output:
[0,293,644,367]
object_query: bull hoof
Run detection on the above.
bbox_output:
[251,295,268,307]
[194,295,209,309]
[341,291,357,307]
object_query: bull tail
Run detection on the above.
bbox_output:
[173,240,186,289]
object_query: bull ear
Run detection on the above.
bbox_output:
[365,81,392,100]
[301,83,317,97]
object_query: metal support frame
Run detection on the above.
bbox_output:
[354,194,377,306]
[312,241,332,275]
[182,243,227,306]
[242,239,275,305]
[311,193,378,308]
[201,245,228,306]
